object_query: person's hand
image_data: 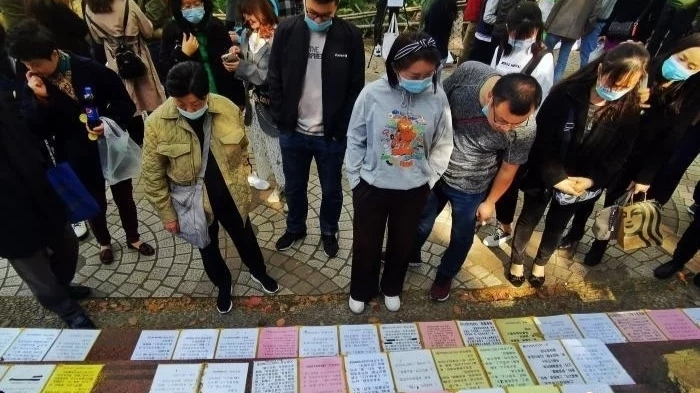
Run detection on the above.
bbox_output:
[476,200,496,225]
[181,33,199,57]
[627,181,650,194]
[222,58,240,72]
[554,178,584,196]
[569,177,594,193]
[229,31,239,44]
[85,122,104,138]
[26,72,48,99]
[638,87,651,109]
[165,221,180,234]
[229,46,241,56]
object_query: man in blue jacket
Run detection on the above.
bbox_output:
[267,0,364,258]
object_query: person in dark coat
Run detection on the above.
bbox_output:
[422,0,459,64]
[7,20,155,265]
[160,0,246,107]
[0,94,96,329]
[26,0,91,57]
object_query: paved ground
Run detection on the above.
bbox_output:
[0,48,698,301]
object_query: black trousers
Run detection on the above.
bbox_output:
[198,196,267,290]
[648,122,700,206]
[7,225,86,321]
[350,180,429,301]
[495,179,520,226]
[511,190,590,266]
[673,213,700,265]
[87,179,140,246]
[372,0,400,45]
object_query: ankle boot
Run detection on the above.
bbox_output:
[584,239,608,266]
[653,260,686,279]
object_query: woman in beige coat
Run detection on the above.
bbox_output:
[85,0,166,144]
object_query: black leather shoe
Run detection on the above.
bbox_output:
[558,234,580,250]
[506,264,526,287]
[67,284,93,300]
[528,274,546,288]
[653,260,685,279]
[64,314,97,329]
[584,240,608,267]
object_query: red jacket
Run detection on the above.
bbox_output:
[463,0,484,22]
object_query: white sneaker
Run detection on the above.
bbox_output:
[373,44,382,57]
[72,221,89,240]
[247,172,271,191]
[384,295,400,312]
[348,297,365,314]
[483,226,512,247]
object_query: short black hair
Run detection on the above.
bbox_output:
[5,19,57,61]
[311,0,340,5]
[492,73,542,115]
[385,31,441,90]
[166,61,210,99]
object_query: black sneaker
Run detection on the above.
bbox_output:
[66,284,93,300]
[251,273,280,294]
[275,231,306,251]
[217,286,233,314]
[322,234,339,258]
[64,313,97,329]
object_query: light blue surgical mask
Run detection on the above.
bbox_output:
[182,6,205,24]
[595,83,632,101]
[662,56,694,81]
[399,76,433,94]
[304,15,332,32]
[178,104,208,120]
[509,37,536,51]
[481,103,489,116]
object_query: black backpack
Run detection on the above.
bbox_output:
[85,0,147,79]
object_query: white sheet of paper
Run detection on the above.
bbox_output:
[560,383,615,393]
[458,320,504,346]
[534,315,583,340]
[387,0,403,7]
[251,359,298,393]
[345,352,395,393]
[200,362,248,393]
[380,323,422,352]
[456,389,506,393]
[172,329,219,360]
[299,326,339,358]
[388,349,443,392]
[683,308,700,325]
[2,328,61,362]
[571,313,627,344]
[43,329,101,361]
[339,324,381,355]
[131,330,180,361]
[561,339,634,385]
[519,341,584,385]
[0,328,21,358]
[149,363,202,393]
[215,328,259,359]
[0,365,8,380]
[0,364,56,393]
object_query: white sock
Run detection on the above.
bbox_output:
[510,264,524,276]
[532,264,545,277]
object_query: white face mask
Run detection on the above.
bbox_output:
[509,36,536,51]
[178,104,208,119]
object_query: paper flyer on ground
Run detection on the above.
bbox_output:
[339,324,381,355]
[0,364,56,393]
[215,328,259,359]
[533,315,583,340]
[431,347,491,391]
[131,330,180,361]
[299,356,346,393]
[388,349,443,392]
[475,344,534,387]
[149,363,203,393]
[0,327,21,359]
[1,328,61,362]
[379,323,422,352]
[561,339,635,385]
[257,327,299,359]
[607,310,667,342]
[42,329,101,362]
[494,317,542,344]
[41,364,103,393]
[646,309,700,340]
[518,341,584,385]
[570,313,627,344]
[200,362,248,393]
[299,326,339,358]
[458,320,504,346]
[172,329,219,360]
[251,359,298,393]
[418,321,463,349]
[344,352,395,393]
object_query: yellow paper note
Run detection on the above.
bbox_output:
[42,364,103,393]
[432,347,491,390]
[507,385,559,393]
[494,317,543,343]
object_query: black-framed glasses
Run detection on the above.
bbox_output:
[489,102,530,129]
[306,8,334,21]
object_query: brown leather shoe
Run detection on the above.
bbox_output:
[99,248,114,265]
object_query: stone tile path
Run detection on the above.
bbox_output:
[1,49,698,300]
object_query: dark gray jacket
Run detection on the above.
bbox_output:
[546,0,603,39]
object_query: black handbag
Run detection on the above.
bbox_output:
[605,1,654,40]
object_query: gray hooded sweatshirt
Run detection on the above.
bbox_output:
[345,75,454,190]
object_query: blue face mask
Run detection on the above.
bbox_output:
[182,6,205,24]
[178,104,208,120]
[304,15,332,32]
[662,56,694,81]
[509,37,536,51]
[595,83,632,101]
[481,104,489,116]
[399,76,433,94]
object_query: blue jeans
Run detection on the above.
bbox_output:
[544,33,576,82]
[279,131,346,235]
[410,181,486,279]
[579,21,606,68]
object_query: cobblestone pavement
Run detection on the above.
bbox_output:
[1,49,698,300]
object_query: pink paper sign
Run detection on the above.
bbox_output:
[257,327,299,358]
[300,357,346,393]
[418,321,464,349]
[608,311,667,342]
[647,309,700,341]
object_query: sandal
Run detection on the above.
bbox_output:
[128,242,155,256]
[100,248,114,265]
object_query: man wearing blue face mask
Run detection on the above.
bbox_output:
[267,0,364,258]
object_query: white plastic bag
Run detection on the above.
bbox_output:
[382,13,399,60]
[97,117,142,185]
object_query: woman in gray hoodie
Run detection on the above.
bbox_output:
[345,32,454,314]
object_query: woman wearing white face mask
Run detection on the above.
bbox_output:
[345,32,454,314]
[490,2,553,98]
[142,62,279,314]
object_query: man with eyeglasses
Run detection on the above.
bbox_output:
[409,61,542,302]
[267,0,364,258]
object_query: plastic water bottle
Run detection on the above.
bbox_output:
[83,87,102,141]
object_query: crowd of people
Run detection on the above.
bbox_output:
[0,0,698,329]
